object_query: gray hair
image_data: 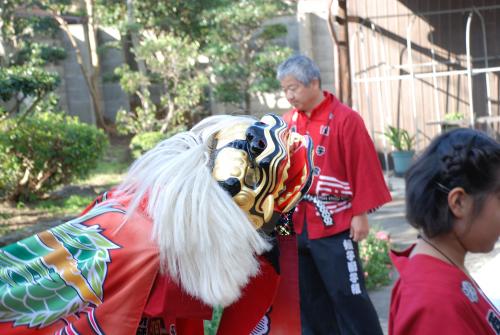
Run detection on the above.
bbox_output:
[276,54,321,86]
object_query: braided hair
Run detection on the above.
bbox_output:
[405,128,500,238]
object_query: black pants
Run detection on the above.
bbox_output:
[297,227,383,335]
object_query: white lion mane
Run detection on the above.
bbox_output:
[117,115,272,307]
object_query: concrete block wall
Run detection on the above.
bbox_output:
[50,13,304,123]
[60,25,95,125]
[243,2,339,118]
[297,0,336,95]
[98,27,130,122]
[57,25,129,125]
[212,15,300,117]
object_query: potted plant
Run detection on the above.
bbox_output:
[384,125,415,176]
[441,112,465,132]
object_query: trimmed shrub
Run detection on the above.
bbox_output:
[0,112,108,201]
[129,131,166,159]
[15,43,67,66]
[0,140,20,197]
[129,125,187,159]
[0,66,60,102]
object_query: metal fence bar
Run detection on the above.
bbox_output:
[359,25,376,141]
[388,55,500,70]
[380,23,394,171]
[429,31,442,132]
[368,4,500,20]
[370,22,390,171]
[465,12,475,127]
[473,8,492,117]
[349,29,360,111]
[352,66,500,83]
[406,16,420,148]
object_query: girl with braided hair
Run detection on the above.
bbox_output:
[389,128,500,335]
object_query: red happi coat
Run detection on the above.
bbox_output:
[283,92,392,239]
[389,246,500,335]
[0,192,285,335]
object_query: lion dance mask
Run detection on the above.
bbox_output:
[0,114,313,335]
[211,113,313,230]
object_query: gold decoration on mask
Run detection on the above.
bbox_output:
[211,115,313,229]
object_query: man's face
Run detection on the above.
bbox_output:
[280,75,320,113]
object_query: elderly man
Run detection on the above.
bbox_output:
[278,54,391,335]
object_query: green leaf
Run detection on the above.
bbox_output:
[383,126,415,151]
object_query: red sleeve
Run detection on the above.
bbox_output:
[341,111,391,215]
[391,295,481,335]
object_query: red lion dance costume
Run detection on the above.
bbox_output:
[0,114,313,334]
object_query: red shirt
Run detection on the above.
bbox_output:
[283,92,391,239]
[389,246,500,335]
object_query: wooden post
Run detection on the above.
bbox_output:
[327,0,352,106]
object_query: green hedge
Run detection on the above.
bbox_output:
[0,112,108,201]
[129,131,166,159]
[0,66,60,102]
[129,125,187,159]
[15,43,67,66]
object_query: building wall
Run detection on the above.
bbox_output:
[29,1,500,148]
[58,25,130,125]
[59,25,95,125]
[21,16,299,125]
[212,15,300,118]
[298,0,500,152]
[349,0,500,150]
[297,0,336,95]
[99,27,130,123]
